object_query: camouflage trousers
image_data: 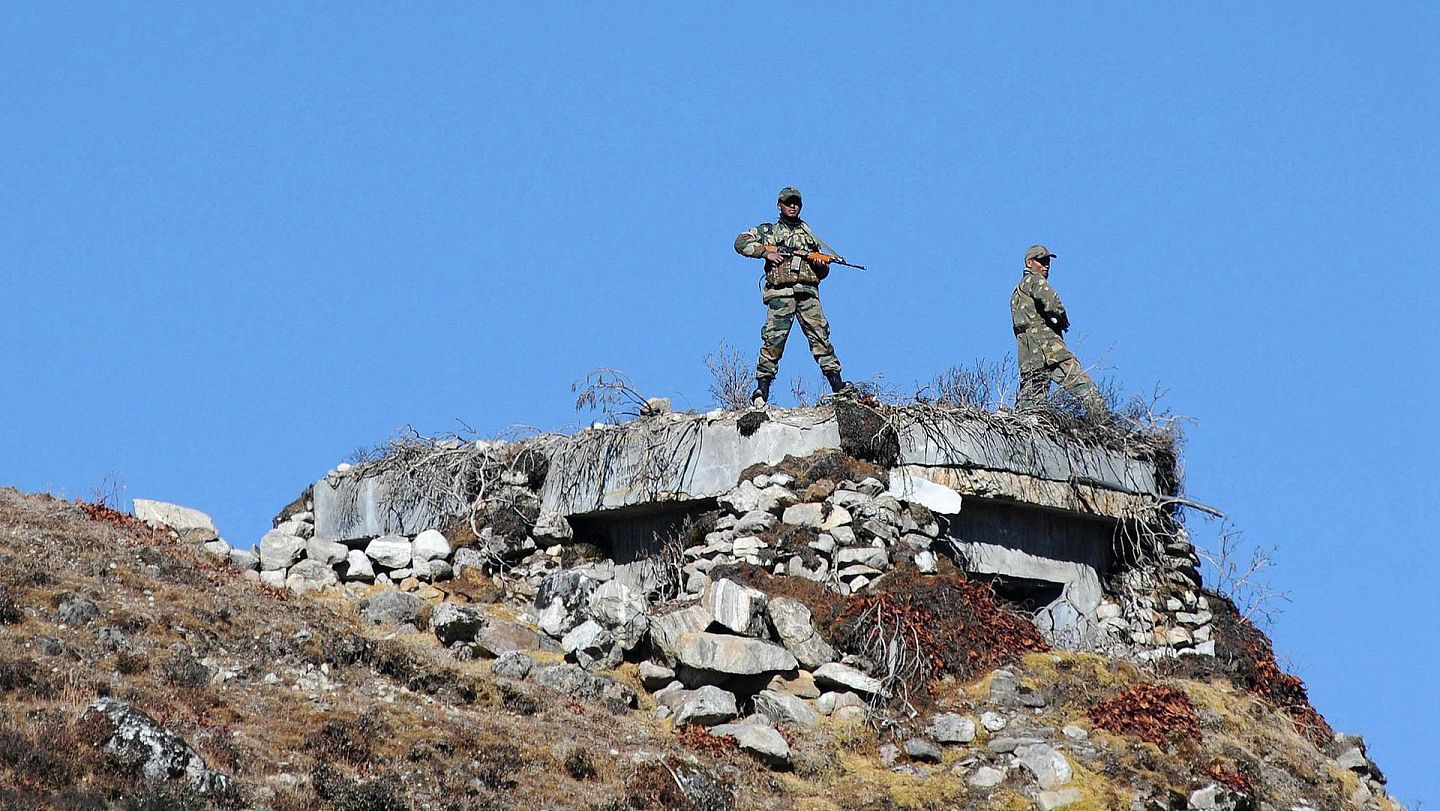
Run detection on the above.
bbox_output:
[755,293,841,380]
[1015,331,1104,411]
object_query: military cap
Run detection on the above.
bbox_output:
[777,186,803,202]
[1025,244,1057,261]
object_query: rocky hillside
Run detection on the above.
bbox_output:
[0,484,1404,811]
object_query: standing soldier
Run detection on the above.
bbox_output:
[734,186,852,406]
[1010,244,1108,413]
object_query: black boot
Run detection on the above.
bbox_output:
[751,377,772,407]
[825,370,852,395]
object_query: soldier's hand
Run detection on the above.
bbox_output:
[764,250,786,264]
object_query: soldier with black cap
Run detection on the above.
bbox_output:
[733,186,851,406]
[1010,244,1108,413]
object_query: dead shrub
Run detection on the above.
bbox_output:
[159,647,212,690]
[0,657,54,698]
[116,652,150,675]
[563,746,598,780]
[1087,683,1201,746]
[472,741,524,792]
[310,762,405,811]
[0,585,22,624]
[307,717,390,766]
[616,761,697,811]
[738,449,880,493]
[855,567,1049,683]
[675,724,739,758]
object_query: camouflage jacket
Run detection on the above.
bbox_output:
[1011,269,1075,368]
[734,218,830,301]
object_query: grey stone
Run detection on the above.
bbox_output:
[365,535,412,569]
[638,661,676,691]
[475,617,550,658]
[816,690,864,715]
[133,499,219,540]
[275,519,314,539]
[672,632,797,676]
[988,736,1044,754]
[59,593,100,626]
[707,722,791,767]
[903,738,942,763]
[734,510,778,536]
[258,530,306,570]
[926,713,976,744]
[431,603,486,646]
[562,620,622,671]
[535,570,597,637]
[702,578,769,637]
[427,560,453,581]
[258,569,286,588]
[359,589,426,626]
[674,685,737,727]
[968,765,1005,788]
[766,597,837,669]
[531,664,638,712]
[782,503,824,528]
[452,547,486,576]
[491,651,535,680]
[285,559,337,595]
[879,743,900,767]
[813,662,882,695]
[829,525,858,546]
[532,510,574,543]
[587,580,650,651]
[1020,744,1072,790]
[304,537,348,566]
[835,546,889,569]
[914,550,938,573]
[411,529,451,562]
[199,539,231,563]
[1188,784,1246,810]
[80,698,232,795]
[647,605,713,666]
[1062,725,1088,741]
[227,549,259,571]
[339,549,375,581]
[753,690,819,728]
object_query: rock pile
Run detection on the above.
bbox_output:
[133,498,258,574]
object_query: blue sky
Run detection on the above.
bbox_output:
[2,3,1436,802]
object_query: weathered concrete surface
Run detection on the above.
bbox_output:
[313,406,1165,542]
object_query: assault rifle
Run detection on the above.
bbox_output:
[761,244,867,271]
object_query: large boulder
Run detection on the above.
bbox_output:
[753,690,819,728]
[411,529,452,563]
[304,537,348,566]
[431,604,486,646]
[365,535,412,569]
[1020,744,1073,790]
[536,570,597,638]
[587,580,650,651]
[133,499,219,543]
[80,698,232,795]
[674,685,738,727]
[359,590,426,627]
[702,578,769,637]
[258,530,306,571]
[339,549,375,582]
[707,722,791,767]
[647,604,713,666]
[562,620,623,671]
[476,617,552,658]
[673,632,797,676]
[285,559,337,595]
[766,598,837,669]
[814,662,882,695]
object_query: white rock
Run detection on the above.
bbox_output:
[672,632,797,675]
[411,529,451,562]
[258,569,286,588]
[286,559,337,595]
[365,535,412,569]
[782,503,824,528]
[674,685,737,727]
[925,713,976,744]
[815,662,883,695]
[305,537,348,566]
[753,690,819,728]
[707,722,790,766]
[886,471,963,514]
[1020,744,1072,790]
[133,499,219,537]
[914,550,938,573]
[340,549,375,581]
[532,510,574,543]
[1037,788,1083,810]
[275,519,314,539]
[734,510,778,536]
[981,711,1007,731]
[702,578,769,637]
[968,765,1006,788]
[258,531,306,570]
[820,505,852,530]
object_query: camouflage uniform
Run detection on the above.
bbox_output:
[1010,245,1105,411]
[734,193,842,382]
